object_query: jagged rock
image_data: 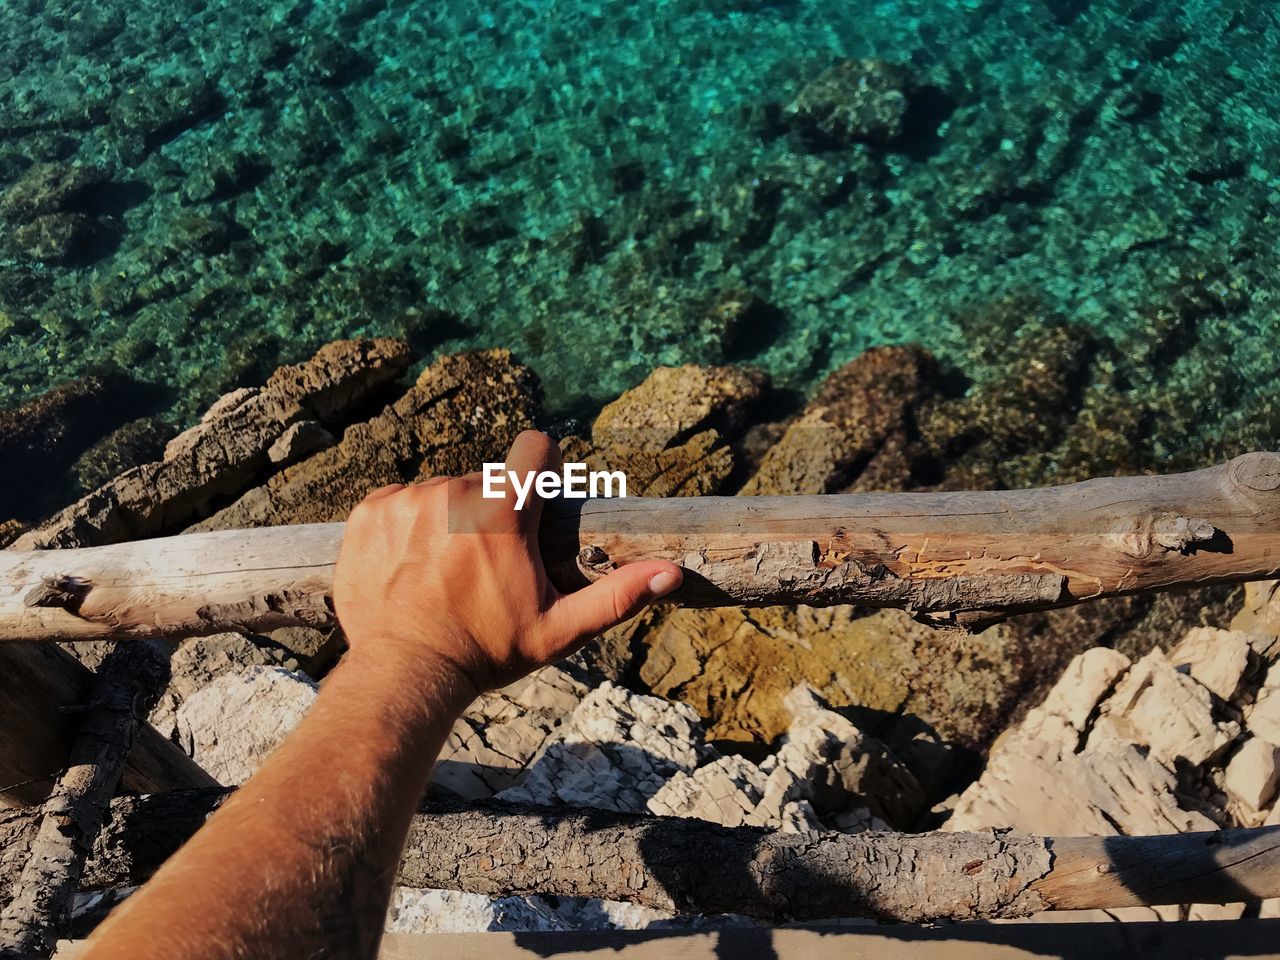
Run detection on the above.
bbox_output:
[436,662,590,799]
[150,634,283,741]
[648,684,924,831]
[1169,627,1252,701]
[497,682,709,813]
[267,419,335,464]
[387,888,568,933]
[194,350,539,528]
[0,519,22,547]
[263,626,344,677]
[742,345,932,495]
[1106,648,1239,767]
[176,666,318,785]
[786,59,913,146]
[1247,689,1280,747]
[0,162,108,223]
[561,429,735,498]
[1037,647,1130,732]
[72,415,171,495]
[16,338,411,548]
[590,364,764,453]
[1224,738,1280,813]
[948,647,1219,837]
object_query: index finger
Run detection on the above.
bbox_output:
[503,429,563,532]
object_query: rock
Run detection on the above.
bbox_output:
[590,365,765,453]
[639,604,1021,755]
[742,345,932,495]
[497,682,709,813]
[1247,690,1280,747]
[263,626,345,677]
[1106,648,1239,767]
[16,338,411,548]
[11,211,96,263]
[0,162,108,223]
[387,888,567,933]
[71,415,170,495]
[150,633,283,741]
[0,519,22,547]
[1169,627,1252,701]
[949,647,1219,837]
[786,59,913,146]
[0,375,157,522]
[561,429,735,498]
[1037,647,1130,732]
[194,349,540,528]
[1223,738,1280,813]
[649,684,925,831]
[267,419,335,464]
[1231,580,1280,645]
[176,666,318,785]
[113,76,224,158]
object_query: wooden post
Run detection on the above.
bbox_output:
[3,452,1280,643]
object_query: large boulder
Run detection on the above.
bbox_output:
[16,338,411,548]
[194,349,540,528]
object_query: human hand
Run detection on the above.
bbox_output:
[332,430,683,694]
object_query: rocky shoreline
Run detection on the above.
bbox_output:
[1,335,1258,933]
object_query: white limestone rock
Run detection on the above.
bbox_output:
[1039,647,1131,733]
[176,665,318,785]
[387,889,567,933]
[1169,627,1252,702]
[1247,689,1280,747]
[1106,648,1239,767]
[1224,737,1280,813]
[497,682,708,812]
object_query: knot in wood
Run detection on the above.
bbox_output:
[24,575,93,611]
[1151,514,1216,552]
[1232,451,1280,492]
[577,545,614,579]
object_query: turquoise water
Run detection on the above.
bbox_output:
[2,0,1280,458]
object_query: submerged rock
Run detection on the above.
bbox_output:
[786,59,913,146]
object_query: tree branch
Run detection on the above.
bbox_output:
[4,453,1280,643]
[2,791,1277,923]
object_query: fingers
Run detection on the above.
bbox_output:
[503,430,563,531]
[545,561,683,652]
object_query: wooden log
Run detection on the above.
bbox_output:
[0,644,215,808]
[0,641,170,957]
[2,791,1278,923]
[3,452,1280,644]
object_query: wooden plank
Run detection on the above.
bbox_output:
[51,920,1280,960]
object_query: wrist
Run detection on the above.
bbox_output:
[336,635,481,728]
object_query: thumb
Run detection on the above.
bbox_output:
[546,561,683,649]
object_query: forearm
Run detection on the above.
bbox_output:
[83,644,477,960]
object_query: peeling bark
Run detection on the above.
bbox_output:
[2,792,1278,923]
[5,453,1280,643]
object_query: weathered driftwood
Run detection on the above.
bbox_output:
[3,452,1280,643]
[1,792,1277,923]
[0,641,170,958]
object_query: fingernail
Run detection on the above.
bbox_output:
[647,570,681,597]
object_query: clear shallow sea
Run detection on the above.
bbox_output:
[1,0,1279,458]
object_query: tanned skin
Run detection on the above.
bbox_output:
[82,430,683,959]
